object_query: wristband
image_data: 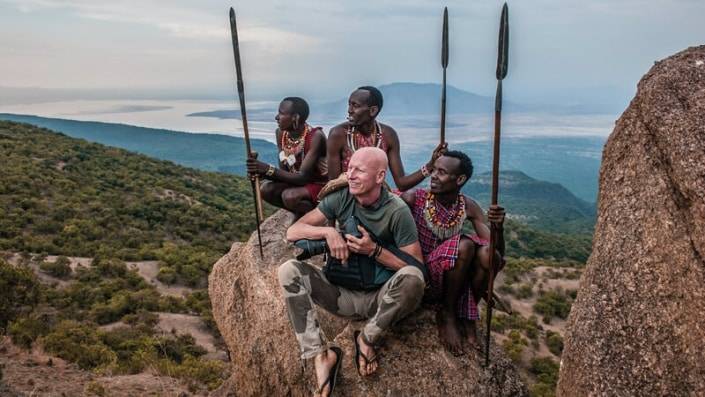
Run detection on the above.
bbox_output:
[265,164,276,177]
[368,243,378,258]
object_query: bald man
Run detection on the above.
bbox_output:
[280,147,425,396]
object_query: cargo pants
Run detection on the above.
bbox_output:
[278,259,425,359]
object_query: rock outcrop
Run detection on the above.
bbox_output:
[558,46,705,396]
[209,210,527,396]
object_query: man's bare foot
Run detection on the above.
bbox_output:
[436,309,464,355]
[355,332,378,376]
[462,319,482,352]
[313,348,339,397]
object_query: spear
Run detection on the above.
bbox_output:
[440,7,449,145]
[229,7,264,258]
[485,2,509,367]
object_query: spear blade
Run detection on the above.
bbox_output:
[496,3,509,81]
[440,7,449,145]
[441,7,449,68]
[229,7,264,258]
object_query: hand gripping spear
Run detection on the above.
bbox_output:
[440,7,449,145]
[229,7,264,258]
[485,2,509,367]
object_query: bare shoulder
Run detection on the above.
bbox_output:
[400,188,418,207]
[329,122,350,137]
[379,122,398,137]
[464,196,484,218]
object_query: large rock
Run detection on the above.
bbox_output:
[209,209,527,396]
[558,46,705,396]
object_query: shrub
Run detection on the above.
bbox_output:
[172,355,228,391]
[514,284,534,299]
[42,320,116,370]
[545,331,564,356]
[8,312,55,348]
[0,259,40,331]
[39,256,72,278]
[157,266,177,284]
[529,356,560,389]
[533,289,573,321]
[502,330,528,362]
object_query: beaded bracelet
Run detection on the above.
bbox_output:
[265,164,275,177]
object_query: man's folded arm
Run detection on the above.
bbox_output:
[286,208,332,242]
[376,241,423,271]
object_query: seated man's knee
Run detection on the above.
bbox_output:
[476,246,501,271]
[260,181,277,201]
[457,238,476,265]
[277,259,302,287]
[281,188,305,209]
[395,266,425,300]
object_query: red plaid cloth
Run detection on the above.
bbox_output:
[341,130,388,173]
[411,189,487,320]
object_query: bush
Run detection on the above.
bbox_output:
[529,356,559,389]
[514,284,534,299]
[39,256,72,278]
[42,320,116,370]
[0,259,40,331]
[545,331,564,356]
[157,266,177,284]
[8,312,55,348]
[172,355,228,391]
[533,289,573,321]
[502,330,528,362]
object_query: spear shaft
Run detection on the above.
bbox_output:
[229,7,264,258]
[485,2,509,367]
[440,7,449,145]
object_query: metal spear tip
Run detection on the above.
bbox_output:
[229,7,235,18]
[496,3,509,80]
[441,7,449,68]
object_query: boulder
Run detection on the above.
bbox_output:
[209,210,527,396]
[558,46,705,396]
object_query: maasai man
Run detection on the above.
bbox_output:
[400,150,506,354]
[247,97,327,219]
[326,86,445,191]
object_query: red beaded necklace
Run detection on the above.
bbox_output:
[423,190,466,240]
[280,124,309,171]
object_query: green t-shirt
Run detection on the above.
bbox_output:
[318,187,419,283]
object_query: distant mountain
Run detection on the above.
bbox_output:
[0,114,278,175]
[315,82,530,118]
[463,171,596,234]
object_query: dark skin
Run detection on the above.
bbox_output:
[327,88,446,191]
[401,155,505,355]
[247,99,326,219]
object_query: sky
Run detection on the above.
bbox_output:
[1,0,704,108]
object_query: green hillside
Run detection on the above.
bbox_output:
[464,170,596,235]
[0,120,265,285]
[0,113,278,175]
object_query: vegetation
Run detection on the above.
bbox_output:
[0,121,270,286]
[0,259,40,331]
[533,288,574,323]
[545,331,564,357]
[529,357,560,397]
[39,256,72,278]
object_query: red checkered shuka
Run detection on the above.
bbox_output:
[411,189,488,320]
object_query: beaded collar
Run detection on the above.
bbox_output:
[346,122,382,153]
[423,190,466,240]
[279,124,310,171]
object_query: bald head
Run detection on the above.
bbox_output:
[350,147,388,173]
[347,147,388,198]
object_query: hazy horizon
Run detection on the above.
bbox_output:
[2,0,704,111]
